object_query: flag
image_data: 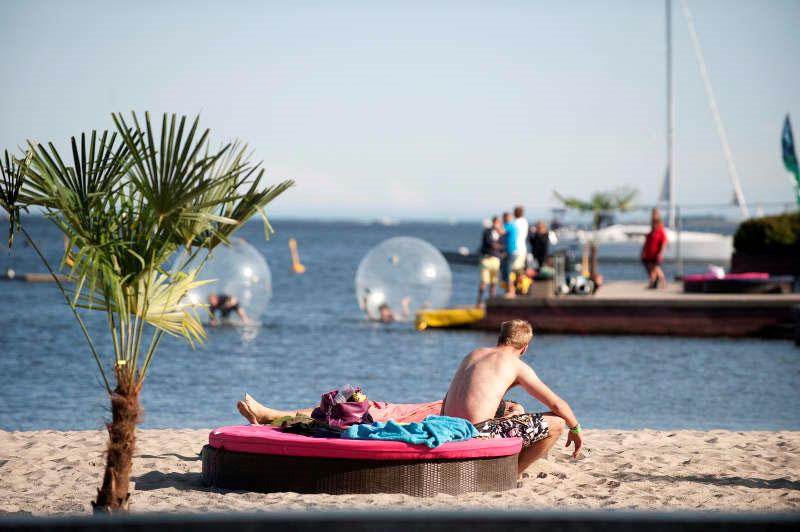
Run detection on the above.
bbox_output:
[782,114,800,205]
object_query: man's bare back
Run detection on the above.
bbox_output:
[441,346,525,423]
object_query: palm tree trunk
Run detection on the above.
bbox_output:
[92,373,141,513]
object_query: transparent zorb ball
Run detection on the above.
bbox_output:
[355,236,452,321]
[180,237,272,325]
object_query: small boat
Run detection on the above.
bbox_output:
[440,247,479,266]
[415,307,486,331]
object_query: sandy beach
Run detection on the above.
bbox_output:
[0,428,798,516]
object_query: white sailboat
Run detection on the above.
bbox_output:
[558,224,732,263]
[560,0,744,265]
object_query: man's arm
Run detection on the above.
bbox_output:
[515,360,583,457]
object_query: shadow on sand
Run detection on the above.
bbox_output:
[617,472,800,491]
[132,471,207,492]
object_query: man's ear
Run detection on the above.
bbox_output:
[520,344,529,356]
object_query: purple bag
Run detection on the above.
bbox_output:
[311,388,373,431]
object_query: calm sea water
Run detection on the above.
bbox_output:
[1,217,798,431]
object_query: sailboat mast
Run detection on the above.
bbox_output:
[680,0,750,219]
[666,0,676,228]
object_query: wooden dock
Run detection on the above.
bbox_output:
[478,281,800,339]
[1,272,67,282]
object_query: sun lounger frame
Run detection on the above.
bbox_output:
[201,444,518,496]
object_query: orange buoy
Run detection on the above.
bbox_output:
[288,238,306,274]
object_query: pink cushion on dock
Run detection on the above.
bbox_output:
[683,272,770,282]
[208,425,521,460]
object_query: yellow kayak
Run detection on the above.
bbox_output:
[415,307,486,331]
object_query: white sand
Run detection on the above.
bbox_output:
[0,428,798,515]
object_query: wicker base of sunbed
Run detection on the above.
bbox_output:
[201,444,518,496]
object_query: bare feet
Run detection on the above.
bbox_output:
[236,400,260,425]
[243,393,294,424]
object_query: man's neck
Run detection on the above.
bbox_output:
[495,344,523,358]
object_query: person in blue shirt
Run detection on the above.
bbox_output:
[501,211,518,296]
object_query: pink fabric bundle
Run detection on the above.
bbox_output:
[366,400,443,423]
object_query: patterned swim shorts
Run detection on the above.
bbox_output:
[473,413,550,448]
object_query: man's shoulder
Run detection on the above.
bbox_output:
[468,346,495,358]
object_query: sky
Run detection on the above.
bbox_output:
[1,0,798,220]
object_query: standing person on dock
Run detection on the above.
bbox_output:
[641,208,668,289]
[528,220,551,271]
[512,206,530,280]
[441,319,583,476]
[477,216,505,306]
[501,211,518,297]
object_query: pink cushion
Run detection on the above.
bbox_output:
[209,425,521,461]
[683,272,770,282]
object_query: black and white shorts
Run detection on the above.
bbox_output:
[473,413,550,448]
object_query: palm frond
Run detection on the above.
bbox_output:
[553,190,593,212]
[0,150,32,247]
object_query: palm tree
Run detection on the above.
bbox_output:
[0,112,293,512]
[553,187,637,283]
[553,187,638,230]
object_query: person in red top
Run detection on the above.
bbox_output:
[641,208,667,289]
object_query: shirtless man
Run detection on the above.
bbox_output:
[441,319,583,475]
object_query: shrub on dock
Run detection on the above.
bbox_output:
[733,212,800,255]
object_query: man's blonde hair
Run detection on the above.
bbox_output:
[498,319,533,348]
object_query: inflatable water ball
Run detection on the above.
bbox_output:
[355,237,452,322]
[181,238,272,325]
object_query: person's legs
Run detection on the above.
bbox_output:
[508,252,527,296]
[473,413,564,476]
[516,415,565,475]
[487,258,499,300]
[504,259,516,297]
[654,265,666,288]
[478,258,495,306]
[643,260,656,288]
[238,393,314,424]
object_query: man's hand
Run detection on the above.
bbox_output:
[506,401,525,416]
[565,430,583,459]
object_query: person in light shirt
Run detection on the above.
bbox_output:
[509,206,529,295]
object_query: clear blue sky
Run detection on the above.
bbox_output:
[1,0,798,220]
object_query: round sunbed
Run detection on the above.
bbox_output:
[683,273,794,294]
[201,425,521,496]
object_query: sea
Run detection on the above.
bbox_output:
[1,217,798,432]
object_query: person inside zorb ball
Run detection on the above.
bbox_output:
[182,238,272,326]
[355,237,452,322]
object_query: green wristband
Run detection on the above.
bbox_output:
[569,423,582,434]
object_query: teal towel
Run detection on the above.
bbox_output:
[342,415,478,448]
